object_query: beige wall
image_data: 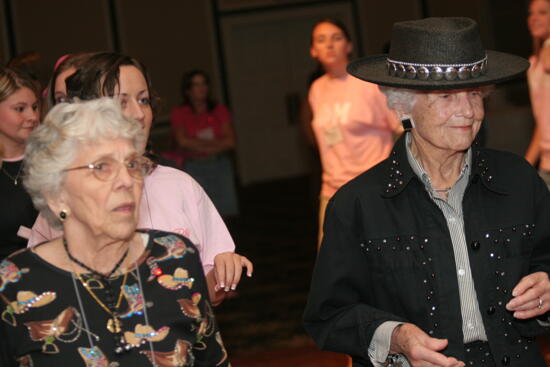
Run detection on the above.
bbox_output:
[358,0,422,55]
[118,1,219,123]
[0,0,8,64]
[10,0,112,85]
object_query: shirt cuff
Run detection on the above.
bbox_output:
[536,314,550,327]
[368,321,403,366]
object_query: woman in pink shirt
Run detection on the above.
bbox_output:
[308,19,400,245]
[526,0,550,189]
[170,70,239,217]
[28,53,252,305]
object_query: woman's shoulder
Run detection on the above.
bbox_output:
[310,73,329,90]
[0,247,43,296]
[477,147,542,190]
[480,147,533,170]
[147,164,199,187]
[141,229,201,263]
[144,164,206,204]
[2,246,35,266]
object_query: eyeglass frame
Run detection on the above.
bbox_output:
[63,155,157,182]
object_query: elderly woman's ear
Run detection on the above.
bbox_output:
[45,193,70,223]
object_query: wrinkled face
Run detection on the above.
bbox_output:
[55,137,144,241]
[310,22,352,68]
[54,67,75,104]
[0,87,39,150]
[115,66,153,145]
[528,0,550,40]
[187,74,209,103]
[410,88,485,153]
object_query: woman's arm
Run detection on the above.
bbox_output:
[187,176,253,305]
[173,125,219,154]
[187,120,235,155]
[171,106,235,155]
[303,199,407,361]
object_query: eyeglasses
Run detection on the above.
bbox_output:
[64,156,156,181]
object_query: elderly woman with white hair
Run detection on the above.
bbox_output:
[0,98,229,366]
[304,18,550,367]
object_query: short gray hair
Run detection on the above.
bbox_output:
[379,87,418,115]
[380,86,493,116]
[24,97,145,229]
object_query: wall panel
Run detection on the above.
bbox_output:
[118,1,218,123]
[11,0,111,86]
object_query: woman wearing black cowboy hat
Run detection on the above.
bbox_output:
[304,17,550,367]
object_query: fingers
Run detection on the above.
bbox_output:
[213,253,254,292]
[425,336,448,352]
[242,256,254,277]
[214,255,227,291]
[229,255,241,291]
[511,273,540,297]
[507,272,550,318]
[391,324,464,367]
[507,286,539,310]
[409,344,463,367]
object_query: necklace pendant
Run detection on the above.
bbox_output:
[107,317,122,333]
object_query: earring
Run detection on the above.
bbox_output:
[401,118,415,131]
[59,210,68,221]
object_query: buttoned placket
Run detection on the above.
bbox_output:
[406,134,488,343]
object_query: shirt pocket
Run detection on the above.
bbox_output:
[360,234,435,323]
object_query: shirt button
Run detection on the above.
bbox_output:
[471,241,481,251]
[487,306,496,315]
[458,269,465,276]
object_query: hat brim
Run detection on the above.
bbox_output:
[347,50,529,90]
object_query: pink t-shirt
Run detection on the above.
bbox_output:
[170,104,231,160]
[528,53,550,171]
[27,165,235,275]
[309,73,399,197]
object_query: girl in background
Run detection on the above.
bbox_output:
[170,70,239,217]
[308,19,400,246]
[0,68,40,258]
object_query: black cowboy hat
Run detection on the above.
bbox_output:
[347,17,529,90]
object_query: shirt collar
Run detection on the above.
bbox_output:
[381,133,508,198]
[405,132,471,198]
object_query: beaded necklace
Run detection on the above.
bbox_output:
[68,233,156,359]
[63,238,129,279]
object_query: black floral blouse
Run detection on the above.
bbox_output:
[0,230,230,367]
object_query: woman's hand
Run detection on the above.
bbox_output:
[206,252,253,306]
[214,252,253,291]
[390,323,465,367]
[506,271,550,319]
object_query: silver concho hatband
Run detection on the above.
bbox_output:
[386,55,487,81]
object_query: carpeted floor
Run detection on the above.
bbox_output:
[214,175,321,358]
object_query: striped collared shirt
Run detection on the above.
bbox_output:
[405,133,487,342]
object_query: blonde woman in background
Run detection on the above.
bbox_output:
[0,68,40,258]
